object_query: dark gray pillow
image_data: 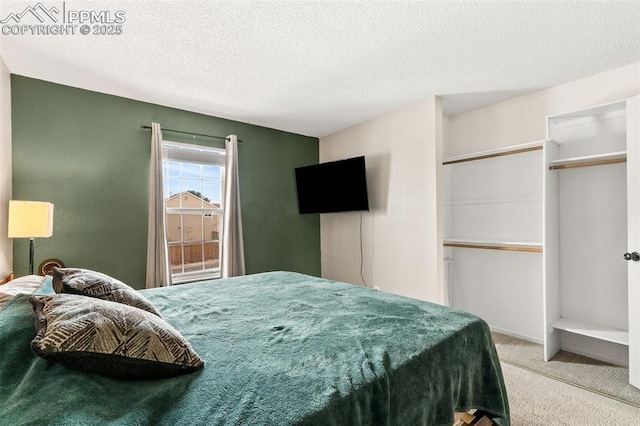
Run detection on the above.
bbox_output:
[30,294,204,379]
[52,267,161,317]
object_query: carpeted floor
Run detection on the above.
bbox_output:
[501,363,640,425]
[492,331,640,408]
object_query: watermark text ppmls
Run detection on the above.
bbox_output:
[1,2,126,36]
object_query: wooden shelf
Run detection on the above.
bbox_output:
[443,238,542,253]
[551,318,628,346]
[443,141,545,165]
[548,151,626,170]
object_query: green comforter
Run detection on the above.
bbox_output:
[0,271,509,425]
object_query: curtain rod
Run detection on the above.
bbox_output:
[140,125,242,143]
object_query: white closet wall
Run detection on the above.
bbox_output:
[443,64,640,385]
[445,97,640,389]
[543,99,638,371]
[444,143,544,341]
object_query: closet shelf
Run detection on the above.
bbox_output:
[548,151,626,170]
[443,238,542,253]
[443,141,545,165]
[551,318,628,346]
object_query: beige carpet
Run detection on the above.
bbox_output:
[501,363,640,425]
[492,331,640,408]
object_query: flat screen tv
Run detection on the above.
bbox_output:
[295,156,369,214]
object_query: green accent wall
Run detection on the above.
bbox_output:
[11,76,320,288]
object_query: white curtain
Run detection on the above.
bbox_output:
[145,122,172,288]
[221,135,245,278]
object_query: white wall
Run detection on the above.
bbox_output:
[447,63,640,156]
[0,55,11,274]
[319,97,444,303]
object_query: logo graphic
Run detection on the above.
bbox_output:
[1,2,125,36]
[0,2,59,24]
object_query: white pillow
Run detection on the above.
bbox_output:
[0,275,45,308]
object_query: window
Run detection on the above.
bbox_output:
[162,141,225,283]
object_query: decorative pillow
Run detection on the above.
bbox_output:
[0,275,46,309]
[51,267,162,317]
[30,294,204,379]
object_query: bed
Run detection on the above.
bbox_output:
[0,271,509,425]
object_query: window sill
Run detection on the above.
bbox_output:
[172,268,220,284]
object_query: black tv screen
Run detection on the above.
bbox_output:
[295,156,369,214]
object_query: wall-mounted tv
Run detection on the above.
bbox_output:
[295,156,369,214]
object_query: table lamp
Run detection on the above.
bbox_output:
[8,200,54,275]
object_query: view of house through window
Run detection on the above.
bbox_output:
[162,141,225,283]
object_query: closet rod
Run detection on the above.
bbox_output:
[549,157,626,170]
[443,145,542,165]
[140,125,243,143]
[444,242,542,253]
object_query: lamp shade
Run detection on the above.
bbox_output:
[8,200,54,238]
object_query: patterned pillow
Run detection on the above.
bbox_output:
[52,267,162,317]
[30,294,204,379]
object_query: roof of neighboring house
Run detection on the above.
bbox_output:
[166,191,220,209]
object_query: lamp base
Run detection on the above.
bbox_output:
[29,238,35,275]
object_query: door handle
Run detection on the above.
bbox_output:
[624,252,640,261]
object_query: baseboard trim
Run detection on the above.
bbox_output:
[489,326,543,345]
[560,342,628,367]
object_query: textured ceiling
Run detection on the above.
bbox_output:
[1,1,639,137]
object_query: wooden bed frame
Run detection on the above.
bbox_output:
[0,272,13,285]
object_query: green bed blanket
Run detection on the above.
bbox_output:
[0,271,509,425]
